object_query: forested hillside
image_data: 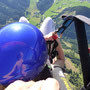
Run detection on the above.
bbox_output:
[37,0,54,14]
[0,0,30,28]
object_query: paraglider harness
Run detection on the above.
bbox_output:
[54,15,90,90]
[46,36,58,64]
[34,36,59,80]
[35,15,90,90]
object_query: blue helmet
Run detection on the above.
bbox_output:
[0,22,48,85]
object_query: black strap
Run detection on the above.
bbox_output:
[34,65,52,81]
[47,40,58,63]
[50,40,58,59]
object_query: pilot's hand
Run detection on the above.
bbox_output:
[5,78,60,90]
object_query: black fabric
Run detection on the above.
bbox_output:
[34,65,52,81]
[47,40,58,64]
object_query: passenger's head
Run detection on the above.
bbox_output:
[40,17,55,36]
[0,22,48,85]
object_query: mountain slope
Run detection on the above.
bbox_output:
[37,0,54,14]
[43,0,90,17]
[26,0,90,27]
[0,0,30,28]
